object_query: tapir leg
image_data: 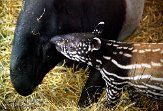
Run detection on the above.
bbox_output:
[78,67,105,107]
[57,59,105,107]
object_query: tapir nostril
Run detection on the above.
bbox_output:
[15,87,34,96]
[10,75,35,96]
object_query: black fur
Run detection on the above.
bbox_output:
[10,0,140,107]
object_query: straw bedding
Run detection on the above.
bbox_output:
[0,0,163,110]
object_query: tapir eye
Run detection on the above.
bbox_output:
[68,45,75,51]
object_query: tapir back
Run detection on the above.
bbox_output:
[127,43,163,98]
[118,0,145,41]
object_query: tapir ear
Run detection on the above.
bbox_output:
[93,21,105,36]
[91,37,101,51]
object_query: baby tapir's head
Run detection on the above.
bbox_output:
[50,22,104,63]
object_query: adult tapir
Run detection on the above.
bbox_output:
[10,0,145,107]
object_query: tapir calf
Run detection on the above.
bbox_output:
[51,22,163,107]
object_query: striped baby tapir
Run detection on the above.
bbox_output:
[50,22,163,107]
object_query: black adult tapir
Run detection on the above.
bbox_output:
[10,0,145,107]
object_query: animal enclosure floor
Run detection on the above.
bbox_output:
[0,0,163,111]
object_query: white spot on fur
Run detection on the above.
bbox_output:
[81,56,86,60]
[117,47,123,49]
[138,50,145,53]
[134,44,141,46]
[152,49,161,52]
[116,41,123,43]
[113,52,117,54]
[99,21,105,25]
[77,51,81,54]
[109,40,116,43]
[123,53,132,57]
[79,42,82,47]
[145,49,151,52]
[123,47,128,49]
[96,59,102,64]
[88,62,93,66]
[103,56,111,60]
[113,44,119,47]
[106,43,112,46]
[151,61,162,67]
[85,58,88,61]
[132,49,138,52]
[151,43,157,44]
[83,43,86,46]
[128,47,134,50]
[96,65,100,68]
[119,51,123,54]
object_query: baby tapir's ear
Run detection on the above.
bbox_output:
[93,21,105,36]
[91,37,101,51]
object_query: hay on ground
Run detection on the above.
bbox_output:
[0,0,163,110]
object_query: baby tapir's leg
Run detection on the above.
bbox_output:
[128,86,144,107]
[105,83,122,108]
[57,60,106,107]
[56,56,105,107]
[78,67,105,107]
